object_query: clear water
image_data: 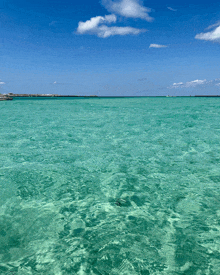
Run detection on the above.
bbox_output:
[1,97,220,275]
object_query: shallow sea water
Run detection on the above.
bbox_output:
[1,97,220,274]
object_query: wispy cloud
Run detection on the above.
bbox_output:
[185,79,207,87]
[138,77,147,81]
[172,79,207,88]
[170,78,220,89]
[195,23,220,42]
[173,82,184,86]
[49,21,57,26]
[52,81,72,85]
[0,81,5,85]
[149,44,168,48]
[167,7,177,12]
[98,25,145,37]
[102,0,153,21]
[77,14,145,37]
[205,21,220,30]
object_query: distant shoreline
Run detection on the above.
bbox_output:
[1,93,220,100]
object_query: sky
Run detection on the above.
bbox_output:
[0,0,220,96]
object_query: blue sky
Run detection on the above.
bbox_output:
[1,0,220,96]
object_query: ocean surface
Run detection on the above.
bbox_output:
[0,97,220,275]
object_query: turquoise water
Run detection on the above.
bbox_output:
[1,97,220,274]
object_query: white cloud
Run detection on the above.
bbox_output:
[0,81,5,85]
[97,25,145,37]
[167,7,177,11]
[76,0,152,38]
[170,78,220,89]
[149,44,167,48]
[173,82,183,86]
[77,14,116,34]
[186,79,207,87]
[195,25,220,42]
[102,0,153,21]
[77,14,145,37]
[171,79,207,88]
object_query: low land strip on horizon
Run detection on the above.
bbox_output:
[1,93,220,100]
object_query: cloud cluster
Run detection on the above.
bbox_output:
[102,0,153,21]
[195,23,220,42]
[77,0,152,37]
[78,14,116,34]
[77,14,145,37]
[171,78,220,89]
[172,79,207,88]
[149,44,167,48]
